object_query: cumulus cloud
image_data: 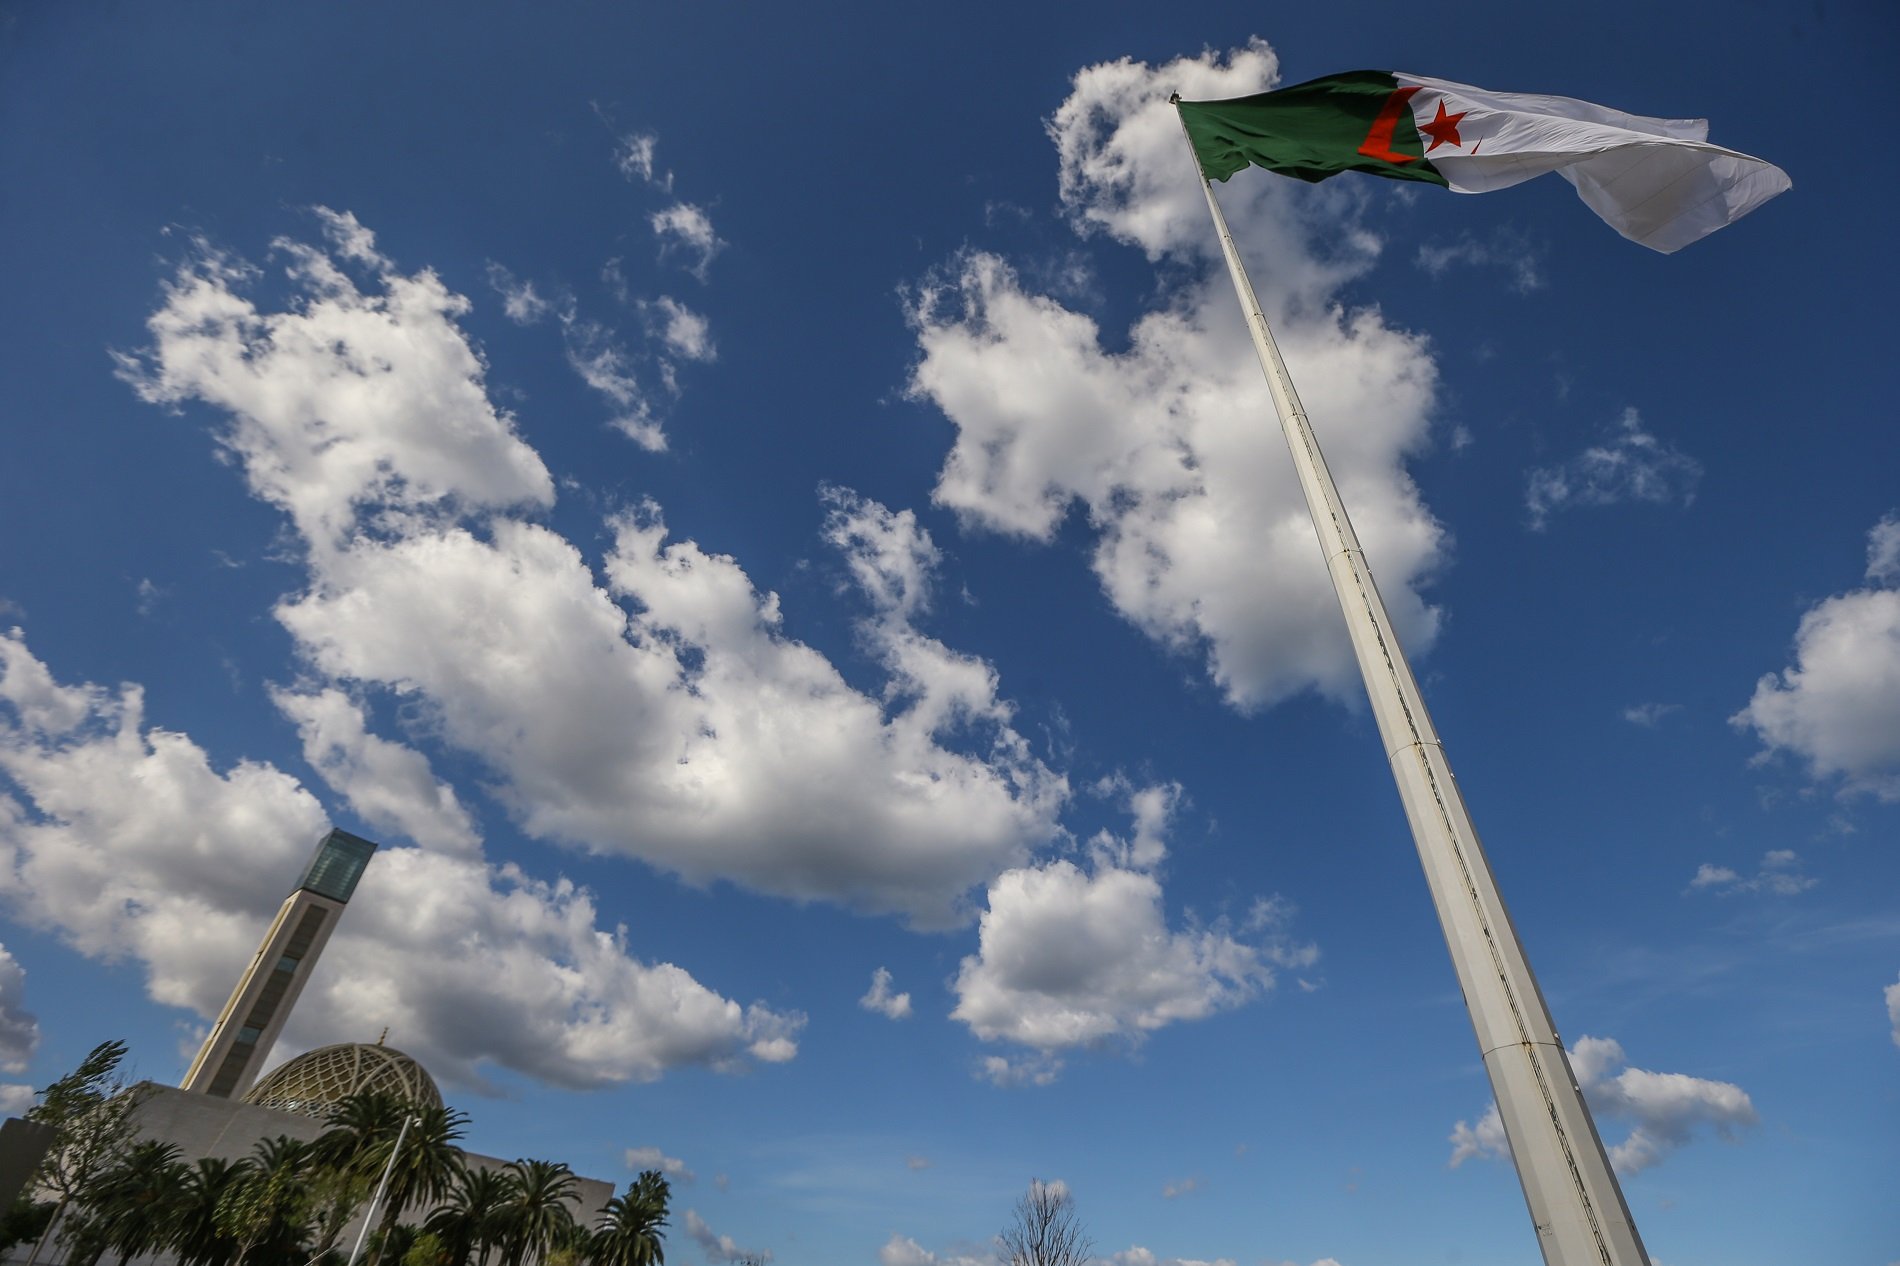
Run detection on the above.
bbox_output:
[859,967,912,1020]
[1687,849,1816,897]
[683,1208,768,1264]
[115,210,555,552]
[1449,1035,1756,1175]
[1732,516,1900,801]
[121,220,1066,929]
[624,1146,694,1183]
[908,41,1447,712]
[1887,973,1900,1048]
[1524,407,1702,530]
[270,686,481,856]
[0,630,799,1090]
[1447,1101,1511,1168]
[951,858,1311,1074]
[0,943,41,1072]
[652,204,723,281]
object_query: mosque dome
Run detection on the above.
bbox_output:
[242,1041,443,1118]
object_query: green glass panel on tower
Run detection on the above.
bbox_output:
[295,828,378,902]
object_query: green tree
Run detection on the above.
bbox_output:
[85,1139,187,1266]
[493,1159,577,1266]
[401,1229,450,1266]
[362,1103,468,1266]
[423,1162,514,1266]
[0,1195,55,1253]
[217,1135,315,1265]
[590,1169,669,1266]
[23,1039,146,1266]
[171,1155,251,1266]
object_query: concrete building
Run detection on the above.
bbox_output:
[181,829,379,1100]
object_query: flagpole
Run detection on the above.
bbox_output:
[1171,97,1648,1266]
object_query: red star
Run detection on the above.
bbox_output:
[1418,100,1468,153]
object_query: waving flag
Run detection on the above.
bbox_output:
[1177,71,1789,252]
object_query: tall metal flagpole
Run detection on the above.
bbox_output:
[1172,99,1649,1266]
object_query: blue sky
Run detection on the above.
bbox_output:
[1,3,1895,1264]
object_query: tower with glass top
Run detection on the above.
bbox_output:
[180,828,379,1099]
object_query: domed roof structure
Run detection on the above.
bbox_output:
[242,1041,442,1118]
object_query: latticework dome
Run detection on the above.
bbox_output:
[242,1042,442,1118]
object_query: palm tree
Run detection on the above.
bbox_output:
[218,1135,316,1265]
[494,1160,578,1266]
[88,1139,187,1266]
[170,1155,251,1266]
[316,1090,409,1171]
[589,1170,669,1266]
[423,1162,514,1266]
[363,1103,468,1266]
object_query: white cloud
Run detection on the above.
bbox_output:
[859,966,912,1020]
[1160,1174,1201,1199]
[124,222,1066,929]
[683,1208,769,1264]
[1449,1035,1756,1175]
[649,296,715,362]
[1686,849,1816,897]
[1886,973,1900,1048]
[905,1154,931,1171]
[951,858,1305,1067]
[614,130,666,188]
[1621,702,1680,728]
[487,266,553,325]
[485,263,695,452]
[0,1084,34,1115]
[0,943,41,1072]
[909,43,1448,712]
[270,686,481,857]
[115,211,555,552]
[1865,512,1900,584]
[1086,777,1180,872]
[624,1146,694,1183]
[1732,518,1900,801]
[562,316,667,451]
[651,203,723,281]
[1415,228,1544,293]
[879,1235,994,1266]
[1110,1250,1241,1266]
[0,631,800,1091]
[1447,1101,1510,1168]
[1524,407,1702,530]
[975,1052,1063,1087]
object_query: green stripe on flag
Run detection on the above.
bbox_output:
[1178,71,1448,187]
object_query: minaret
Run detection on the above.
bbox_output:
[181,828,379,1099]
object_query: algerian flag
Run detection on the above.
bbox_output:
[1177,71,1790,253]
